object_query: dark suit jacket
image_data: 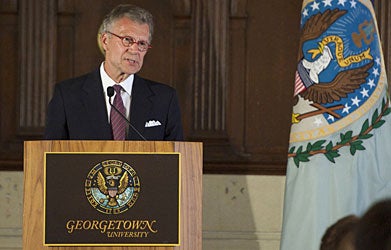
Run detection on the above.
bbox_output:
[44,69,184,141]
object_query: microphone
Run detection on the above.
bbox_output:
[107,86,147,141]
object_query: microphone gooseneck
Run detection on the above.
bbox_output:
[107,86,147,141]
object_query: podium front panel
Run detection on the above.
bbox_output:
[44,153,180,246]
[23,141,202,250]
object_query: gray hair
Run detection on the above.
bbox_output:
[100,4,154,43]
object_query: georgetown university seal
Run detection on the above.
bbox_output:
[85,160,141,214]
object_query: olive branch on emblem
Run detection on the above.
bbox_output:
[288,97,391,167]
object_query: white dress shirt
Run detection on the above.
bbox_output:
[100,62,134,123]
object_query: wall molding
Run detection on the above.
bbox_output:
[203,230,281,241]
[0,227,22,249]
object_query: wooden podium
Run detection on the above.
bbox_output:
[23,141,202,250]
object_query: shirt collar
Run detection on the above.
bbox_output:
[100,62,134,95]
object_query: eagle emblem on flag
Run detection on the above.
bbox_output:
[288,1,391,166]
[281,2,391,250]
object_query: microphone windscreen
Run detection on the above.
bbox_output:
[107,86,115,97]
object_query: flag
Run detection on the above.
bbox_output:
[280,1,391,250]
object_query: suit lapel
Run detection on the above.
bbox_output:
[129,75,153,140]
[81,69,113,139]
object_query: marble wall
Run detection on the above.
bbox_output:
[203,175,286,250]
[0,172,23,250]
[0,171,285,250]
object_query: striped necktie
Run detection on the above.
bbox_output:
[110,85,126,140]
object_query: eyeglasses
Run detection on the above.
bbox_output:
[106,31,152,52]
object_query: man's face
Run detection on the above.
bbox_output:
[101,17,150,82]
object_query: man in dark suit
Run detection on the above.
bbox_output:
[44,4,183,141]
